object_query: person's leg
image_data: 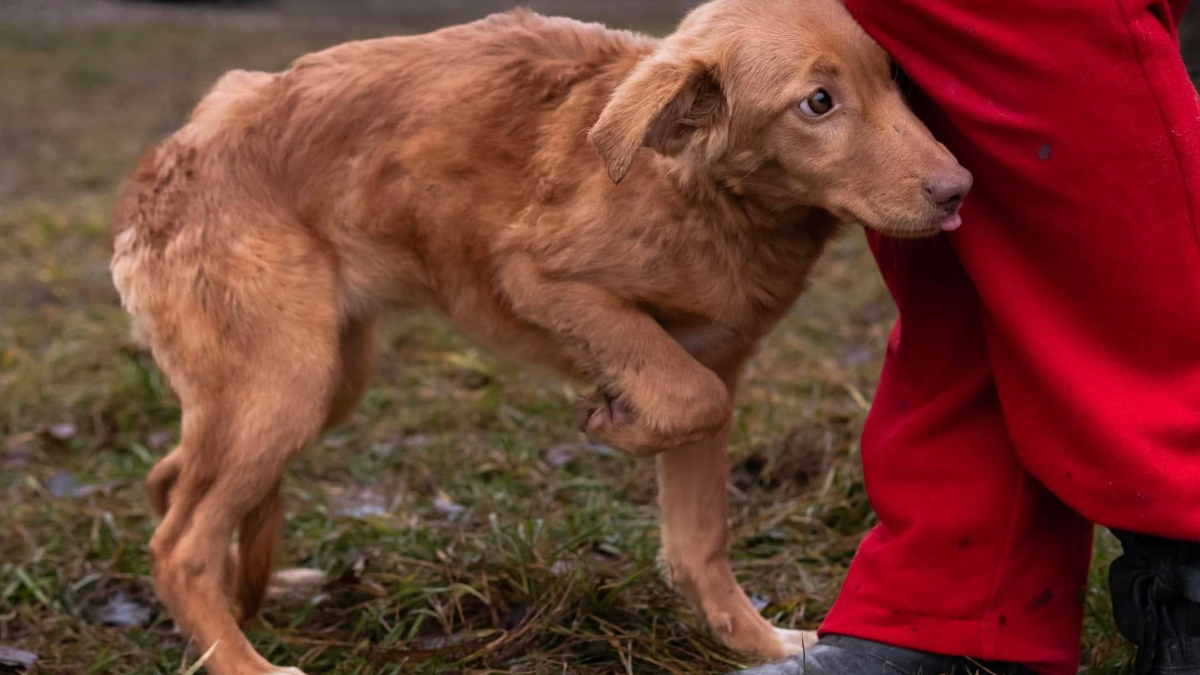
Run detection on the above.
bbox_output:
[813,0,1200,673]
[817,234,1094,675]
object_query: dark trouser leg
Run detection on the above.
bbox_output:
[1111,531,1200,675]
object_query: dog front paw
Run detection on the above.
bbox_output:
[576,389,656,455]
[575,387,723,456]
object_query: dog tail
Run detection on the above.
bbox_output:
[236,481,284,624]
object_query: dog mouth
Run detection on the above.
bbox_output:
[878,205,965,238]
[849,212,956,239]
[938,210,963,232]
[836,201,965,239]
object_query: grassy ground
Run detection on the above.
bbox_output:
[0,4,1140,674]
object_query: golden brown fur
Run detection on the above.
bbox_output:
[111,1,969,673]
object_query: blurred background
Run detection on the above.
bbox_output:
[1,1,1197,674]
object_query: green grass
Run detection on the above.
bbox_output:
[0,15,1134,675]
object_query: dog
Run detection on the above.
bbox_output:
[110,0,970,672]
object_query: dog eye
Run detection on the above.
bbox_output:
[797,89,835,117]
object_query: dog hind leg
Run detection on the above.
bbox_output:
[136,222,341,675]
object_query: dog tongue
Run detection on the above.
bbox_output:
[940,212,963,231]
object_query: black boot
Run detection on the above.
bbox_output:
[1110,530,1200,675]
[726,635,1035,675]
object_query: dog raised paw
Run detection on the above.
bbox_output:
[576,390,634,431]
[575,389,716,456]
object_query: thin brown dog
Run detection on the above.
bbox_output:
[110,0,970,672]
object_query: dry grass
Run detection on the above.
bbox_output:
[0,5,1140,674]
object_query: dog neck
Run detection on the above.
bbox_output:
[663,152,838,243]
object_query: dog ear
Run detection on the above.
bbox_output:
[589,54,727,185]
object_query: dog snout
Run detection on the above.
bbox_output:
[923,164,973,214]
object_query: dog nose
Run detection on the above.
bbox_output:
[924,165,973,212]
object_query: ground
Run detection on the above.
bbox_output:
[0,1,1176,673]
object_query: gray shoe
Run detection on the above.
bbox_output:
[729,635,1036,675]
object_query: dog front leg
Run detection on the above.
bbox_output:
[655,360,817,659]
[498,255,730,456]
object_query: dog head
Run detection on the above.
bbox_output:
[589,0,971,237]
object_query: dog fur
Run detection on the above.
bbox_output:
[110,0,970,672]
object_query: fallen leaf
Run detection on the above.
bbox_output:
[70,482,118,499]
[269,568,328,593]
[433,490,465,518]
[401,434,433,449]
[46,423,76,440]
[543,443,585,467]
[840,345,873,367]
[45,470,79,498]
[146,430,172,450]
[750,593,770,612]
[0,645,37,671]
[329,485,391,519]
[586,441,618,457]
[93,591,151,627]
